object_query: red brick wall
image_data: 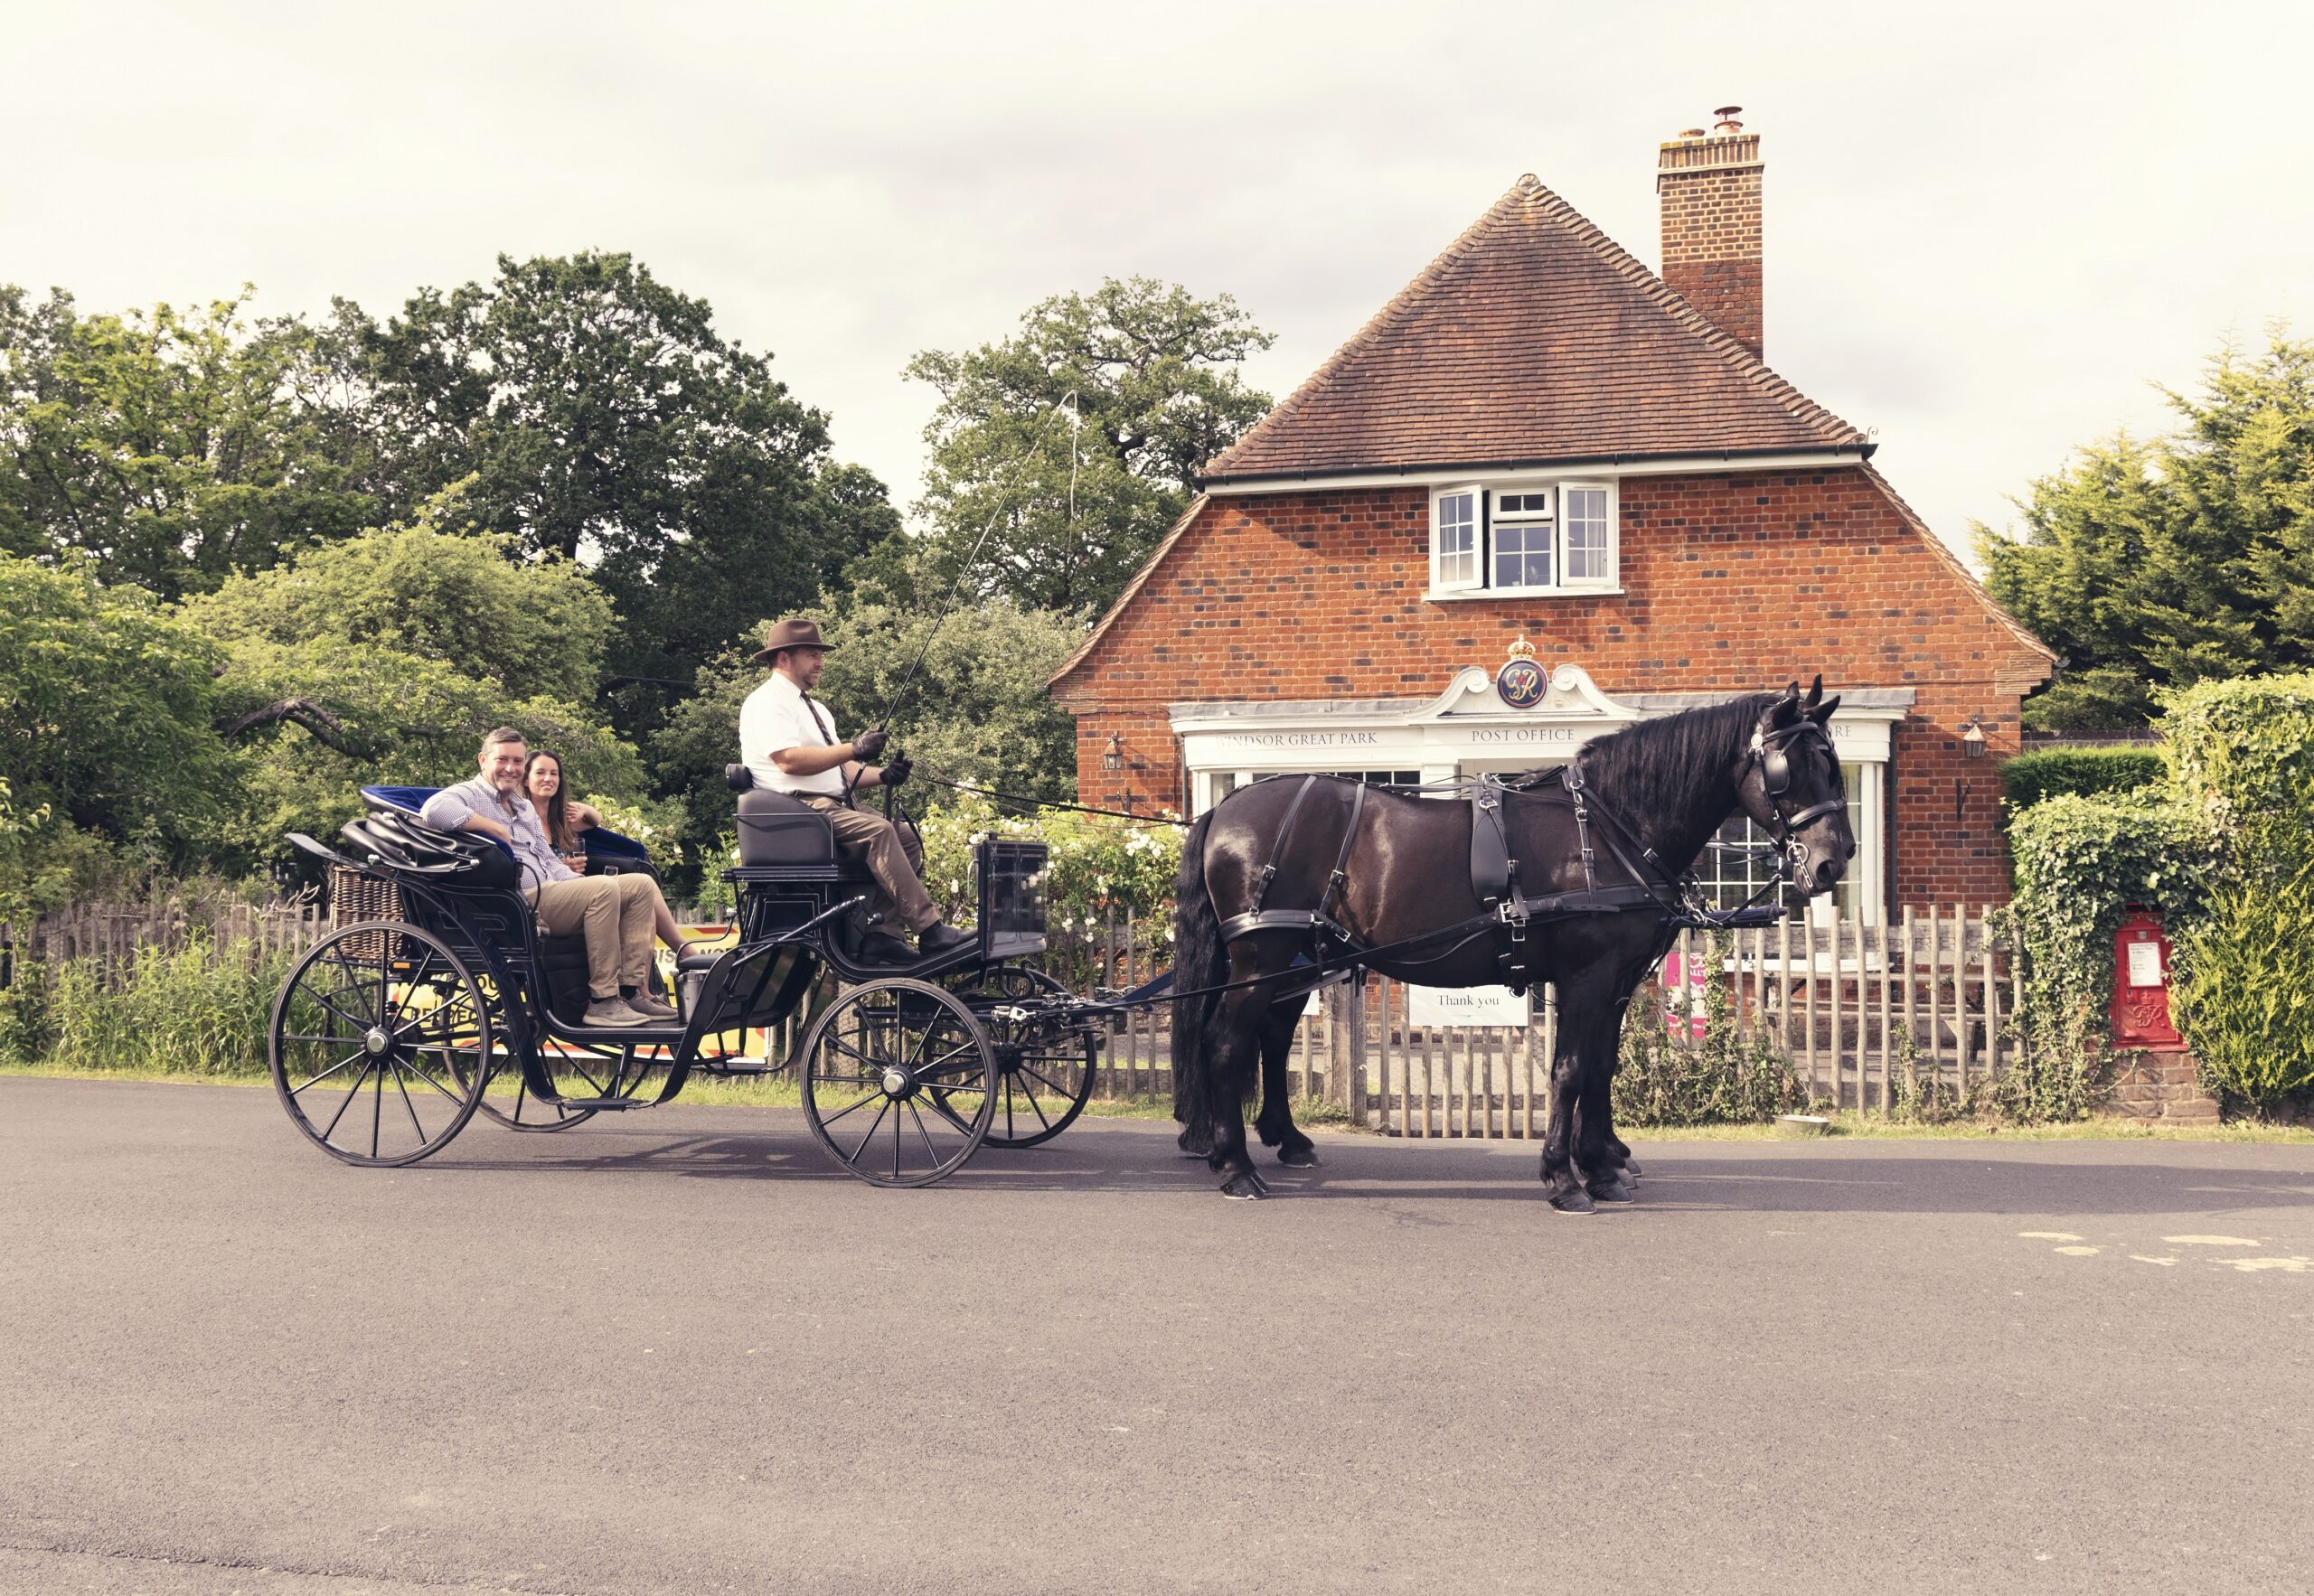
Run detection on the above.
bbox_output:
[1052,467,2050,906]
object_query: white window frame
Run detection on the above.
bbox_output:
[1429,485,1483,594]
[1427,478,1620,600]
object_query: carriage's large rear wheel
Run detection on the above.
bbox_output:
[269,924,491,1167]
[800,978,996,1188]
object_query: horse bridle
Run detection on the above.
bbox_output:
[1746,718,1846,878]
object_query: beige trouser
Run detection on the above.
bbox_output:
[531,874,656,1000]
[800,798,940,934]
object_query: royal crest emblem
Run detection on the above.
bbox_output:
[1494,635,1546,709]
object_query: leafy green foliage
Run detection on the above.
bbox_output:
[902,277,1273,615]
[0,553,229,870]
[183,490,616,704]
[1977,332,2314,729]
[1614,939,1804,1126]
[2157,672,2314,1104]
[2000,792,2218,1120]
[1999,746,2166,812]
[16,938,299,1077]
[182,521,640,871]
[0,288,378,599]
[2171,857,2314,1104]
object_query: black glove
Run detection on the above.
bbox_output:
[880,756,912,789]
[851,728,889,761]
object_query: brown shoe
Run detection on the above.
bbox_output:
[583,998,650,1028]
[623,989,680,1020]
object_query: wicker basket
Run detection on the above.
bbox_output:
[329,865,405,961]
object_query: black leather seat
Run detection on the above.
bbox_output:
[736,786,839,866]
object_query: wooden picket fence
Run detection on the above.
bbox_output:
[1060,904,2019,1133]
[1,897,328,990]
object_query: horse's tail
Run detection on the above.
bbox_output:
[1170,809,1231,1144]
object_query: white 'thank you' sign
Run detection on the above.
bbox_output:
[1407,983,1531,1027]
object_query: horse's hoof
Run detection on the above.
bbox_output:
[1220,1170,1272,1200]
[1587,1178,1636,1204]
[1275,1144,1322,1169]
[1548,1188,1596,1215]
[1621,1159,1643,1180]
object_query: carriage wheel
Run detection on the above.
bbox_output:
[800,978,997,1188]
[938,967,1097,1149]
[269,924,491,1168]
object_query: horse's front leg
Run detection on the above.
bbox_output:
[1252,1000,1320,1168]
[1203,988,1271,1199]
[1538,1020,1594,1215]
[1576,1057,1636,1204]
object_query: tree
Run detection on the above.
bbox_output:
[1977,330,2314,729]
[0,552,228,868]
[0,287,378,599]
[183,521,644,868]
[184,487,616,705]
[902,277,1273,615]
[354,253,901,728]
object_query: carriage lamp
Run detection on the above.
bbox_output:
[1961,718,1987,759]
[1102,734,1124,772]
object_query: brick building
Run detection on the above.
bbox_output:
[1049,111,2053,917]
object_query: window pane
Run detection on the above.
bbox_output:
[1524,549,1552,586]
[1565,487,1609,580]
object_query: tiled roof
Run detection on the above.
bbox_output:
[1199,175,1869,483]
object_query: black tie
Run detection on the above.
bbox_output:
[801,692,853,809]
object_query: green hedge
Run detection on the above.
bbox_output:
[1999,746,2165,811]
[2160,673,2314,1104]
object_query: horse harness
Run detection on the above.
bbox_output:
[1206,716,1842,990]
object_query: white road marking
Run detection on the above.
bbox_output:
[2018,1231,2083,1242]
[2162,1235,2262,1247]
[2130,1255,2178,1266]
[2215,1256,2313,1273]
[2053,1245,2101,1256]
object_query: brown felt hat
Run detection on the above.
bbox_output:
[750,617,838,664]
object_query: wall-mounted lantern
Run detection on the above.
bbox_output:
[1102,734,1124,772]
[1961,718,1987,759]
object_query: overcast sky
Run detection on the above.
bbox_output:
[8,2,2310,567]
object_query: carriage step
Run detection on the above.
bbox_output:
[699,1062,778,1076]
[567,1096,652,1111]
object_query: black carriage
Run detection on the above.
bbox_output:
[269,779,1102,1186]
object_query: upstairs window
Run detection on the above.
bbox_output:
[1430,481,1617,597]
[1432,488,1480,592]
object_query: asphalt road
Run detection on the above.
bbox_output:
[5,1075,2312,1596]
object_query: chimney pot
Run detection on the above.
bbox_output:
[1713,105,1744,134]
[1677,127,1707,139]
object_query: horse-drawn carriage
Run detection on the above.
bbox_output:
[270,776,1102,1185]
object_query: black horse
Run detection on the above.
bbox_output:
[1171,679,1855,1208]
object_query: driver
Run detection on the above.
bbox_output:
[738,618,970,962]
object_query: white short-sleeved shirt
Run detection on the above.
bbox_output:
[739,672,846,796]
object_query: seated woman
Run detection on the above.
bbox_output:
[523,749,701,962]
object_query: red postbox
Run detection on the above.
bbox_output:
[2111,907,2183,1051]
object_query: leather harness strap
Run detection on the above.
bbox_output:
[1216,777,1369,949]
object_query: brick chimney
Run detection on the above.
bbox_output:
[1657,106,1764,360]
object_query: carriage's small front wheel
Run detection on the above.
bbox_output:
[941,967,1097,1149]
[800,978,996,1188]
[269,923,491,1167]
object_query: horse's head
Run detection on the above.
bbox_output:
[1734,676,1854,899]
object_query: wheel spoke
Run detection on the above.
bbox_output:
[848,1097,895,1164]
[288,1048,367,1096]
[396,1052,467,1103]
[912,1038,980,1078]
[390,1061,429,1141]
[319,1060,375,1140]
[906,1099,945,1167]
[817,1087,885,1128]
[371,1060,385,1158]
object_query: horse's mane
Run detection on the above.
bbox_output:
[1566,693,1774,801]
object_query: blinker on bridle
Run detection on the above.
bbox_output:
[1747,718,1845,850]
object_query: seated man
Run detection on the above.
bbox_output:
[419,727,672,1028]
[738,617,970,962]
